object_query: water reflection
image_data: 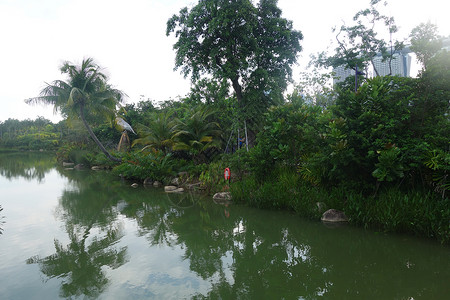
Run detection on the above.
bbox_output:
[26,223,127,299]
[27,170,129,299]
[2,153,446,299]
[0,152,55,182]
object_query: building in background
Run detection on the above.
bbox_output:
[333,48,412,85]
[332,65,356,85]
[372,48,412,77]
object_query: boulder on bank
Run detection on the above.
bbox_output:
[166,187,184,193]
[63,162,74,167]
[164,185,178,192]
[321,209,348,222]
[153,181,162,187]
[213,192,231,201]
[91,166,102,170]
[131,183,138,188]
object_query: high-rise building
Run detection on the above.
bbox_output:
[372,51,411,77]
[332,48,412,84]
[333,65,355,85]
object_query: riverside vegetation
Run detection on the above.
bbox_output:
[1,0,448,243]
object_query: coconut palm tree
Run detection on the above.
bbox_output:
[132,111,177,154]
[26,58,124,162]
[172,106,222,163]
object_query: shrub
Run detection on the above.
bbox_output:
[112,150,176,183]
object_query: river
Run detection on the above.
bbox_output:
[0,152,448,299]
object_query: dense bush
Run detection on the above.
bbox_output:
[112,150,176,183]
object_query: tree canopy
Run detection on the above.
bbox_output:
[409,22,443,70]
[320,0,403,79]
[166,0,303,108]
[26,58,124,161]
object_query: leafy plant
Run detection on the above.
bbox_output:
[372,147,404,182]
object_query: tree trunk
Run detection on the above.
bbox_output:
[231,76,243,103]
[79,104,122,163]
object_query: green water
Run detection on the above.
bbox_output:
[0,153,449,299]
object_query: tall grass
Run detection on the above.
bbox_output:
[230,168,450,244]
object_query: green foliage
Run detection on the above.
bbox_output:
[372,147,404,182]
[0,117,61,150]
[409,22,443,69]
[198,160,230,194]
[319,0,403,80]
[133,110,176,153]
[26,58,124,162]
[112,150,176,183]
[172,105,222,161]
[167,0,303,137]
[345,188,450,243]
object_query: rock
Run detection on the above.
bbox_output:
[64,168,74,170]
[143,178,153,185]
[321,209,348,222]
[213,192,231,201]
[164,185,178,192]
[166,187,184,193]
[74,164,84,170]
[91,166,102,170]
[153,181,162,187]
[316,202,327,213]
[131,183,138,188]
[171,177,180,186]
[63,162,74,167]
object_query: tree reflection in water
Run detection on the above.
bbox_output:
[27,170,128,299]
[0,152,55,182]
[27,223,127,298]
[21,163,449,299]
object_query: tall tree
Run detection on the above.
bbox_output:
[166,0,303,110]
[409,22,443,70]
[325,0,403,78]
[26,58,124,162]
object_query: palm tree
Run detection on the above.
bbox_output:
[173,106,222,163]
[132,111,177,154]
[26,58,124,162]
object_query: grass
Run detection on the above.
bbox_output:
[230,169,450,244]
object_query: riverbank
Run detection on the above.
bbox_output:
[230,170,449,245]
[94,154,449,245]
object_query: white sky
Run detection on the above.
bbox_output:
[0,0,448,123]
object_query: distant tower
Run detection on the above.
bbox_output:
[333,65,356,85]
[332,48,412,85]
[373,51,411,77]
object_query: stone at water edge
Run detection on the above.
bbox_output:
[153,181,162,187]
[164,186,178,192]
[166,187,184,193]
[131,183,138,188]
[62,162,74,167]
[213,192,231,200]
[321,209,348,222]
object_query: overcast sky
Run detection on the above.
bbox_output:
[1,0,448,123]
